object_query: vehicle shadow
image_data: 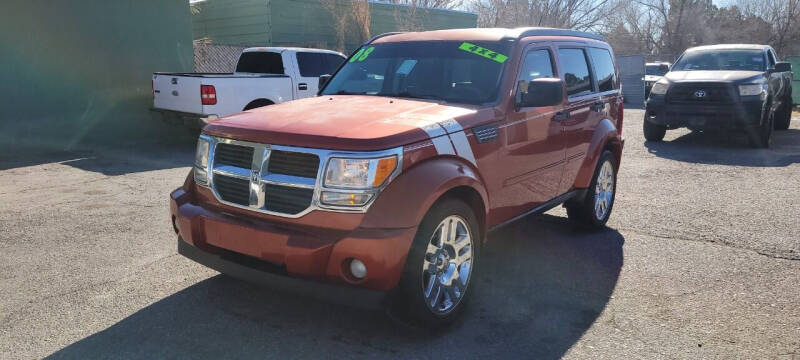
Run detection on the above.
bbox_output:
[47,213,623,359]
[644,128,800,167]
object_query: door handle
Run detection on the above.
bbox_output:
[553,111,570,122]
[298,83,308,90]
[591,101,604,112]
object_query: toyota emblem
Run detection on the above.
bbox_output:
[693,90,707,98]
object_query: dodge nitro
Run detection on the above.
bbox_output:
[170,27,624,326]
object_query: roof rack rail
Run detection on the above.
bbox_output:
[363,32,406,46]
[512,27,604,41]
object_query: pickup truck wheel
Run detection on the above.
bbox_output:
[643,119,666,141]
[243,99,274,110]
[391,198,479,328]
[566,151,617,230]
[774,95,792,131]
[748,110,774,148]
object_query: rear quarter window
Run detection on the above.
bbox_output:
[588,48,617,92]
[558,48,593,97]
[236,52,284,74]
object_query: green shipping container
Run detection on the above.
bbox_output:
[192,0,478,52]
[787,56,800,106]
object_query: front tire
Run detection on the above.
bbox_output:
[748,109,774,148]
[643,119,667,142]
[391,198,479,328]
[774,94,792,131]
[566,150,617,230]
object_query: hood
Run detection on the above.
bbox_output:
[203,95,480,151]
[665,70,765,83]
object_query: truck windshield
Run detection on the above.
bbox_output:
[646,64,669,76]
[321,41,512,105]
[672,50,765,71]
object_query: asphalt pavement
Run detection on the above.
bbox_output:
[1,110,798,359]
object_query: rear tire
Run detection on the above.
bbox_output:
[566,151,617,230]
[748,109,774,148]
[643,119,667,142]
[774,94,792,131]
[243,99,274,110]
[391,198,479,328]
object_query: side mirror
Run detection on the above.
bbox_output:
[773,62,791,73]
[516,78,564,109]
[318,74,332,90]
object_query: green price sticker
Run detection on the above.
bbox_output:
[349,46,375,63]
[458,42,508,63]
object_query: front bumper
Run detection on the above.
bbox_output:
[170,186,417,293]
[645,96,764,131]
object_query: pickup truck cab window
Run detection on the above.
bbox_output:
[558,48,594,97]
[235,51,284,74]
[321,41,511,105]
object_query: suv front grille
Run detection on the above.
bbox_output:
[214,175,250,206]
[209,141,318,216]
[214,143,254,168]
[268,150,320,178]
[666,83,736,104]
[264,184,314,214]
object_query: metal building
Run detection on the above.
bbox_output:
[191,0,478,51]
[616,55,646,107]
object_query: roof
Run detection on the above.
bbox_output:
[243,47,344,56]
[370,27,605,44]
[686,44,770,52]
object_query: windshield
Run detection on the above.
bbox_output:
[672,50,765,71]
[646,64,669,76]
[321,41,512,105]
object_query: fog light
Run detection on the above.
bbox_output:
[349,259,367,279]
[321,191,371,206]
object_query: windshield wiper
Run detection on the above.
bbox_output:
[389,92,441,101]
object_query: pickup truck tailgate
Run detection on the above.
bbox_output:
[153,74,203,114]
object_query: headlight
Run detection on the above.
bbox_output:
[324,156,397,189]
[194,136,211,186]
[650,80,669,95]
[738,83,766,96]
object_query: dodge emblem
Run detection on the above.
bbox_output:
[251,170,260,183]
[693,90,707,98]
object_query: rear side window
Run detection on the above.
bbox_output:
[588,48,617,92]
[321,54,345,75]
[297,52,324,77]
[236,52,284,74]
[558,48,593,97]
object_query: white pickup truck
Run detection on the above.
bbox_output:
[152,47,345,125]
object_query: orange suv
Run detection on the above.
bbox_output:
[170,27,624,326]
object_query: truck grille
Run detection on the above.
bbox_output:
[214,143,254,168]
[267,150,320,178]
[210,141,318,216]
[214,175,250,206]
[666,83,736,104]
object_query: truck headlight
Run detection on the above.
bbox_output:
[194,136,211,186]
[650,80,669,95]
[738,83,766,96]
[323,156,397,189]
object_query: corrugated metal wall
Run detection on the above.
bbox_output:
[192,0,478,52]
[787,56,800,105]
[617,55,646,106]
[0,0,194,149]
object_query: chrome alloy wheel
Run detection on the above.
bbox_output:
[422,215,473,315]
[594,160,615,220]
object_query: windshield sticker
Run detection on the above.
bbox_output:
[349,46,375,63]
[458,42,508,63]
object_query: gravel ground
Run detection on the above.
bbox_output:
[1,110,798,359]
